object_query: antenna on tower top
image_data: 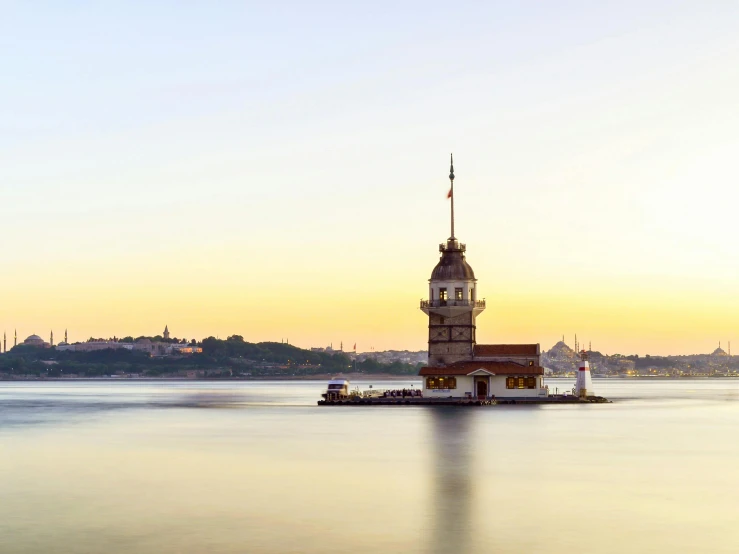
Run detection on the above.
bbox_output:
[449,153,455,240]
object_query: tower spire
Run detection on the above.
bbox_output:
[449,153,455,239]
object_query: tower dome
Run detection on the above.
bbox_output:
[430,239,476,281]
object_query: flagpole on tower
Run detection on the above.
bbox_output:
[449,153,455,240]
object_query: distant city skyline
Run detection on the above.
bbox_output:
[2,2,739,355]
[4,325,737,359]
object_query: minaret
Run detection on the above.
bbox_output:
[14,329,17,347]
[421,155,485,366]
[2,332,5,353]
[50,330,54,347]
[163,325,170,340]
[65,329,68,344]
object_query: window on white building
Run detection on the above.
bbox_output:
[426,376,457,389]
[506,377,536,389]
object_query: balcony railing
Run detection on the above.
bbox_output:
[420,299,486,309]
[439,241,466,252]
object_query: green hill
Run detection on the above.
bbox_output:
[0,335,423,378]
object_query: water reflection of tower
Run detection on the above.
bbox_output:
[428,409,474,554]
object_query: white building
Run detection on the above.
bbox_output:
[418,156,547,399]
[57,341,134,352]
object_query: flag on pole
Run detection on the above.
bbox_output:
[447,188,452,199]
[353,343,356,351]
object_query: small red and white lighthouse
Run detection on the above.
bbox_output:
[575,350,594,399]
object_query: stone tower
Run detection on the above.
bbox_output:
[420,155,485,366]
[163,325,170,340]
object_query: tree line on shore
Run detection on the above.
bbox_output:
[0,335,422,378]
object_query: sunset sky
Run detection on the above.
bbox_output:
[2,2,739,355]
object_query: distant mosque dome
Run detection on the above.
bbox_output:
[23,334,45,347]
[430,239,476,281]
[550,341,575,353]
[712,347,728,356]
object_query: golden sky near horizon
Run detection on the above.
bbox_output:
[2,3,739,355]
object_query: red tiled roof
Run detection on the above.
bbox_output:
[419,361,544,377]
[474,344,539,357]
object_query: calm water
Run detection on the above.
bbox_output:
[2,379,739,554]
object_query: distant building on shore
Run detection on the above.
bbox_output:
[711,342,728,357]
[310,344,342,354]
[56,326,202,356]
[57,341,134,352]
[22,334,51,348]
